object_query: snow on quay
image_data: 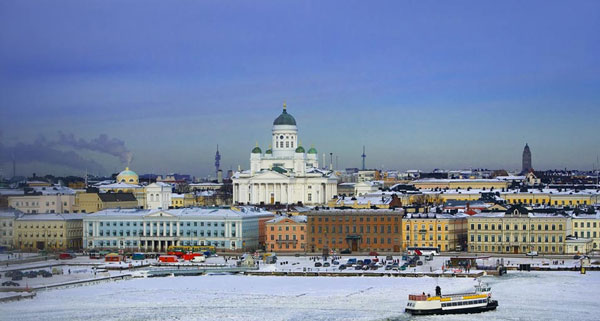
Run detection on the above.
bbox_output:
[2,271,600,321]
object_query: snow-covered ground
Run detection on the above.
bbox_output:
[2,271,599,320]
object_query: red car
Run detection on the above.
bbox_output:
[59,253,74,260]
[369,251,379,256]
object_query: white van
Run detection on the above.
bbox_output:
[191,255,206,263]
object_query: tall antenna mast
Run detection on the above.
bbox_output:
[361,146,366,170]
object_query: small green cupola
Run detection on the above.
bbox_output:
[252,142,262,154]
[265,144,273,154]
[308,145,317,154]
[295,145,305,153]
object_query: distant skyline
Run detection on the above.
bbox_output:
[1,1,599,177]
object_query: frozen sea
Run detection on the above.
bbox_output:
[3,271,599,321]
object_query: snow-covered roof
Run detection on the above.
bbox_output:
[84,207,274,220]
[405,212,468,219]
[0,208,23,218]
[31,185,76,195]
[0,189,24,196]
[97,182,142,189]
[267,215,307,224]
[16,213,86,221]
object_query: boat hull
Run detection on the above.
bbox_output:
[406,300,498,316]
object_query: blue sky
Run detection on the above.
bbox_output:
[1,0,599,177]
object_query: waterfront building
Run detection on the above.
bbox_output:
[13,213,84,251]
[8,186,76,214]
[572,211,600,250]
[307,209,403,253]
[0,209,22,248]
[467,206,570,254]
[401,212,467,252]
[265,214,307,252]
[232,104,338,206]
[83,207,273,252]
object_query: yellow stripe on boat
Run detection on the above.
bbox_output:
[463,294,487,300]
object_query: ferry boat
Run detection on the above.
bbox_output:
[405,281,498,315]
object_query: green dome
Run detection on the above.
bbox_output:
[252,146,262,154]
[273,106,297,126]
[308,146,317,154]
[265,148,272,154]
[295,146,305,153]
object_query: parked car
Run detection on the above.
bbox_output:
[340,249,352,254]
[362,265,370,270]
[314,262,322,267]
[2,281,19,286]
[357,260,364,266]
[11,275,22,281]
[417,260,423,266]
[385,265,393,270]
[354,265,363,270]
[323,262,330,267]
[363,259,372,265]
[386,255,393,261]
[331,260,339,265]
[369,251,379,256]
[338,265,347,270]
[346,258,357,265]
[526,251,538,257]
[59,253,74,260]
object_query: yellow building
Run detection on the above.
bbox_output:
[412,179,509,191]
[572,213,600,251]
[171,193,196,208]
[468,206,569,254]
[0,209,21,248]
[116,167,139,185]
[75,191,139,213]
[14,214,83,251]
[402,213,467,252]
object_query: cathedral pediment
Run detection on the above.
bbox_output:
[145,210,175,218]
[252,170,292,181]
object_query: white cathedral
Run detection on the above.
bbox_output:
[232,104,338,205]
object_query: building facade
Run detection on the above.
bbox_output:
[145,182,172,210]
[13,214,84,251]
[402,212,467,252]
[83,207,273,252]
[265,215,307,252]
[75,191,139,213]
[307,209,403,253]
[572,213,600,251]
[468,206,570,254]
[0,209,22,248]
[232,104,338,206]
[9,190,76,214]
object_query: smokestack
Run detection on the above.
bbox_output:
[329,153,333,170]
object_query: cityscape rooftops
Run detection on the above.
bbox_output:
[85,207,273,219]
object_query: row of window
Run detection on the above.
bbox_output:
[312,225,399,234]
[406,224,451,231]
[471,234,563,243]
[313,216,400,223]
[270,225,305,231]
[470,223,562,231]
[93,229,234,237]
[574,221,598,228]
[270,234,304,241]
[507,199,589,205]
[313,237,398,245]
[471,245,563,253]
[406,234,449,241]
[94,221,233,228]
